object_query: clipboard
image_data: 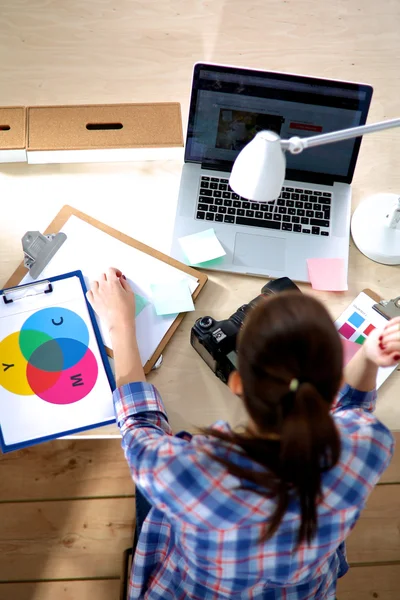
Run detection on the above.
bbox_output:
[5,205,208,374]
[0,270,116,453]
[335,287,399,390]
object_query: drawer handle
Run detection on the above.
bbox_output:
[0,125,10,131]
[86,123,123,130]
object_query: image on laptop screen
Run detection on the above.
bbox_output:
[185,64,373,184]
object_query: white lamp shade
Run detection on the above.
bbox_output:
[229,131,286,202]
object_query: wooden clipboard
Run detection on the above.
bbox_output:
[5,205,208,374]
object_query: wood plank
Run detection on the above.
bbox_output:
[347,485,400,563]
[0,440,134,501]
[379,432,400,483]
[0,498,134,581]
[337,564,400,599]
[0,579,120,600]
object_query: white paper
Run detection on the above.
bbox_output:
[335,292,397,389]
[0,276,114,447]
[20,216,199,366]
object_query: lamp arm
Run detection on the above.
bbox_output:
[279,117,400,154]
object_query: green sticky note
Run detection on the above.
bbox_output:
[150,280,195,316]
[178,228,226,266]
[193,256,226,269]
[355,334,366,345]
[135,293,149,317]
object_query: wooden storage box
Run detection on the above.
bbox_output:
[0,107,27,163]
[27,103,183,164]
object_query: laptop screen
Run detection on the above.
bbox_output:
[185,63,373,185]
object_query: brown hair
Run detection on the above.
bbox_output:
[204,292,342,546]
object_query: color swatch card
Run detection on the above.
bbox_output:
[0,272,115,452]
[334,291,397,389]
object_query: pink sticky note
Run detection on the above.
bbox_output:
[307,258,348,291]
[341,337,360,366]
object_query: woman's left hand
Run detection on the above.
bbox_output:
[363,316,400,367]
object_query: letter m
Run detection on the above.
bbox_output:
[70,373,84,387]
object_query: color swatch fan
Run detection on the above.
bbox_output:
[0,271,115,452]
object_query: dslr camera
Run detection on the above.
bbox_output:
[191,277,300,383]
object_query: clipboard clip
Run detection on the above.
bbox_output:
[373,296,400,320]
[2,280,53,305]
[22,231,67,280]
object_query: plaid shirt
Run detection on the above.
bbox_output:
[113,383,394,600]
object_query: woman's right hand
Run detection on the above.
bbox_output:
[86,267,136,336]
[363,317,400,367]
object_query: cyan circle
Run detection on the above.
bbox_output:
[21,308,89,347]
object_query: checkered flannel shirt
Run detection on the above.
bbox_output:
[113,382,394,600]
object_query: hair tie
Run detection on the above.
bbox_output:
[289,378,299,392]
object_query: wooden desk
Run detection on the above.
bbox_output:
[0,0,399,437]
[1,157,400,436]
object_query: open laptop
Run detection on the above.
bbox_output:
[171,63,373,282]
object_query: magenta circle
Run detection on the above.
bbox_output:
[35,348,98,405]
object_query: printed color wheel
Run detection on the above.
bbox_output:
[0,307,98,404]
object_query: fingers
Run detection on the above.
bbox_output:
[86,290,94,305]
[378,352,400,367]
[91,280,99,292]
[120,276,131,292]
[385,316,400,329]
[380,319,400,354]
[107,267,121,282]
[109,267,123,278]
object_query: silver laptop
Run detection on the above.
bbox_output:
[171,63,372,282]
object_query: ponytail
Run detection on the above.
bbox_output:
[202,382,340,547]
[277,382,340,544]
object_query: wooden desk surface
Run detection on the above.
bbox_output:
[0,0,399,436]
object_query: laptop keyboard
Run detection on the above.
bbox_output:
[196,176,331,236]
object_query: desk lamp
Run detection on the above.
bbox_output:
[229,118,400,265]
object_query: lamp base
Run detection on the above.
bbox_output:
[351,193,400,265]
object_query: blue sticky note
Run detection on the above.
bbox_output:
[150,280,195,316]
[135,293,149,317]
[348,311,365,328]
[178,229,226,266]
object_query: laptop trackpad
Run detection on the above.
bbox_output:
[233,233,286,271]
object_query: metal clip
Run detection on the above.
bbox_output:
[372,296,400,321]
[2,280,53,305]
[22,231,67,280]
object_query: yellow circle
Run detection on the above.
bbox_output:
[0,332,34,395]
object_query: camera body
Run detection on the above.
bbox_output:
[191,277,301,383]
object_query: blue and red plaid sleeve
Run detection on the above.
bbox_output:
[327,384,394,507]
[113,382,229,522]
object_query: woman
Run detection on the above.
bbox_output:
[87,268,396,600]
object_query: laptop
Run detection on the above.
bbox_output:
[171,63,373,282]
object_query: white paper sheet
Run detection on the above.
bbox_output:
[21,216,199,365]
[0,276,114,447]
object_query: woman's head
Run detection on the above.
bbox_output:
[206,292,343,546]
[230,291,343,435]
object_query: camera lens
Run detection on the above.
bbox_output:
[199,316,213,329]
